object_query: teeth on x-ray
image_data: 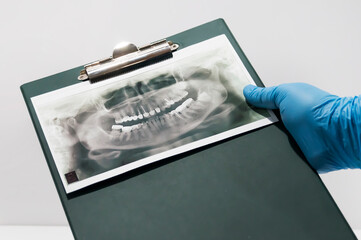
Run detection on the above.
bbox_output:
[111,95,196,133]
[112,122,144,133]
[175,98,193,113]
[122,126,132,133]
[111,125,123,130]
[113,90,191,125]
[164,99,175,108]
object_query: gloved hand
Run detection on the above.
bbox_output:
[243,83,361,173]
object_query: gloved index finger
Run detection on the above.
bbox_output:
[243,85,280,109]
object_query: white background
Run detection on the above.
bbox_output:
[1,0,360,237]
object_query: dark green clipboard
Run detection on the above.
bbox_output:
[21,19,356,240]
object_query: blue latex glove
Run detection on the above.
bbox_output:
[243,83,361,173]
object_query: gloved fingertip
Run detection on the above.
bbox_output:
[242,85,279,109]
[243,84,258,99]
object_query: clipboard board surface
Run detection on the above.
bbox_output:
[21,19,356,240]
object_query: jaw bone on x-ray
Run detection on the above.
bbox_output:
[33,36,275,192]
[78,66,228,161]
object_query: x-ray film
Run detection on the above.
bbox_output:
[32,35,277,193]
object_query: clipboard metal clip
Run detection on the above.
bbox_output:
[78,39,179,83]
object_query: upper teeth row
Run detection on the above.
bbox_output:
[163,91,188,109]
[115,92,189,124]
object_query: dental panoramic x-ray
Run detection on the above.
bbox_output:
[32,35,277,193]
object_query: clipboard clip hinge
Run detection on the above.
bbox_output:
[78,39,179,83]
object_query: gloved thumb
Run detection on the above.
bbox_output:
[243,85,280,109]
